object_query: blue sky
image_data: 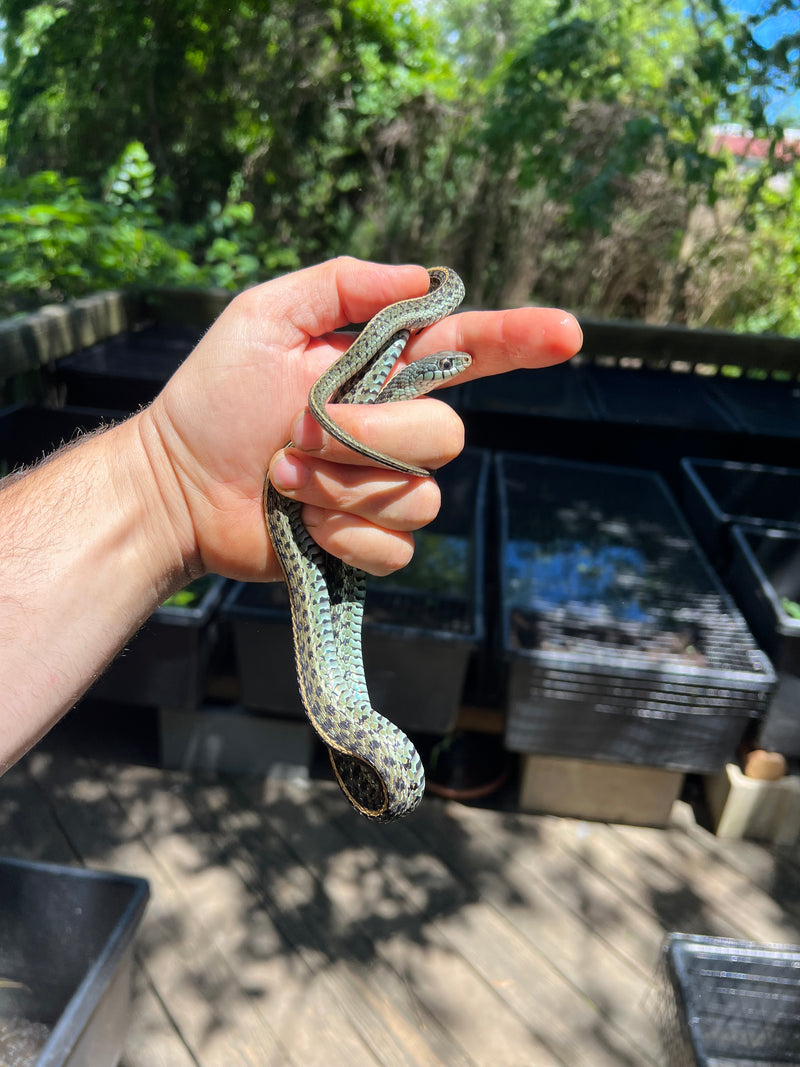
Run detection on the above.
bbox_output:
[727,0,800,121]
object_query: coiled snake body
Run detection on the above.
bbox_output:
[265,267,470,820]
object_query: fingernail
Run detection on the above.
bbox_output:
[271,453,308,490]
[292,410,325,451]
[565,313,583,352]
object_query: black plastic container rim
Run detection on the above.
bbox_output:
[681,456,800,531]
[0,402,131,422]
[458,361,603,421]
[223,448,491,643]
[730,524,800,636]
[0,856,150,1067]
[664,931,800,1067]
[221,581,483,642]
[513,643,776,688]
[665,930,800,964]
[0,403,132,472]
[495,453,775,686]
[155,573,228,626]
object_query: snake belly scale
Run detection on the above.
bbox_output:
[265,267,470,821]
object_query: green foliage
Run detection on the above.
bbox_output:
[0,141,300,312]
[160,574,217,609]
[722,166,800,337]
[104,141,157,212]
[0,0,798,332]
[482,5,733,230]
[0,156,199,315]
[198,186,300,288]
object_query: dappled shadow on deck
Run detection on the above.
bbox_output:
[3,724,800,1066]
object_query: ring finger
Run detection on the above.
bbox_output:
[300,505,417,577]
[268,449,442,533]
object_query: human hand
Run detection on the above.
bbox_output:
[139,257,582,583]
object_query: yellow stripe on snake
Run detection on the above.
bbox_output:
[265,267,470,820]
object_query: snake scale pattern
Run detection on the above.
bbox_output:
[265,267,469,820]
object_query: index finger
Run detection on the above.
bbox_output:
[406,307,583,382]
[243,257,432,347]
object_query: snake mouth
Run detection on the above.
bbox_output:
[327,748,389,820]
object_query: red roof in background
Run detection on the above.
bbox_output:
[711,131,800,163]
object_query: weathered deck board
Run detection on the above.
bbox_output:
[232,777,564,1067]
[24,749,291,1067]
[611,818,800,945]
[103,765,411,1067]
[0,757,199,1067]
[176,771,483,1067]
[382,802,662,1065]
[4,739,800,1067]
[305,788,658,1066]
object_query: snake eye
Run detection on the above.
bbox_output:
[441,357,454,371]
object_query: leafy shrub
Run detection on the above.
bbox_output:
[0,142,291,315]
[0,146,199,315]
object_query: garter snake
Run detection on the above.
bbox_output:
[265,266,470,820]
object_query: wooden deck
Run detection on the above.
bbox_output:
[4,725,800,1067]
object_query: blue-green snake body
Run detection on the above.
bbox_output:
[265,267,469,820]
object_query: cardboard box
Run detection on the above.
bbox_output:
[519,754,683,826]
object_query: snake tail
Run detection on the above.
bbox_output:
[266,482,425,821]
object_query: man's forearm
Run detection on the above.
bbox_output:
[0,415,186,770]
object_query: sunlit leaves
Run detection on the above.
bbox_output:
[0,0,797,329]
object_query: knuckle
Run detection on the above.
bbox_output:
[332,254,360,270]
[380,534,415,575]
[440,405,466,459]
[414,479,441,525]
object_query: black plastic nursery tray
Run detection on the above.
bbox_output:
[681,457,800,565]
[0,857,149,1067]
[56,326,199,412]
[0,405,121,476]
[729,526,800,755]
[498,455,775,772]
[583,365,741,431]
[706,374,800,439]
[462,361,600,420]
[225,448,489,734]
[660,933,800,1066]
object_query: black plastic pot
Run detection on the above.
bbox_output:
[728,526,800,755]
[680,457,800,567]
[419,731,511,802]
[0,857,149,1067]
[88,574,228,709]
[498,454,775,772]
[224,448,490,734]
